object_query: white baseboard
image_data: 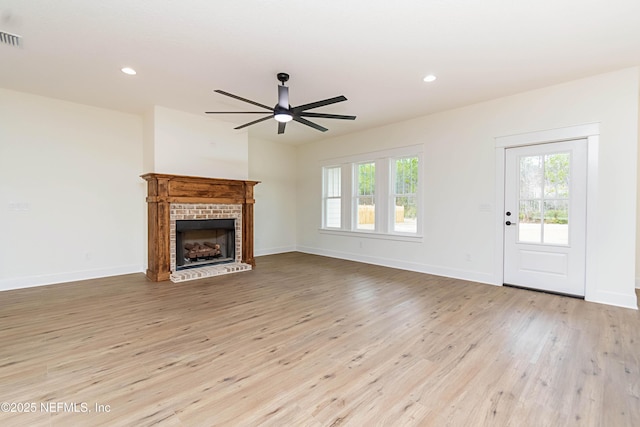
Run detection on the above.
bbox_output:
[586,289,638,310]
[0,265,144,292]
[296,246,496,286]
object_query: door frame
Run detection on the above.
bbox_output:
[494,123,600,300]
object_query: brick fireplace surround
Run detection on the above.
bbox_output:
[141,173,260,282]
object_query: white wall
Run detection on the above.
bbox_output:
[249,137,297,256]
[150,106,249,179]
[0,88,145,290]
[296,68,639,309]
[143,108,155,174]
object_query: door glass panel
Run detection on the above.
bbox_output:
[518,200,541,243]
[544,153,570,198]
[517,152,571,245]
[519,155,543,199]
[543,200,568,244]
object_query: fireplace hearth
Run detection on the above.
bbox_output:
[141,173,259,282]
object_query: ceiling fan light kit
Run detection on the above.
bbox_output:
[205,72,356,134]
[273,107,293,123]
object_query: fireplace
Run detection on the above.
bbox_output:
[169,203,244,279]
[141,173,259,282]
[175,219,236,270]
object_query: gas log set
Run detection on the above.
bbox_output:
[184,242,222,261]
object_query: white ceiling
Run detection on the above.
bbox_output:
[1,0,639,145]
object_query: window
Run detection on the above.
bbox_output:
[355,162,376,230]
[322,166,342,228]
[321,146,421,237]
[391,156,418,233]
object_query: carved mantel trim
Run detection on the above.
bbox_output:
[141,173,260,282]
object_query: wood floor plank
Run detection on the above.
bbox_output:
[0,252,638,426]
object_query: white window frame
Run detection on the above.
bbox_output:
[353,160,377,231]
[320,145,423,240]
[389,154,421,236]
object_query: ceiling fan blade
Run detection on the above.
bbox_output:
[292,96,347,112]
[299,112,356,120]
[278,122,286,134]
[214,90,273,110]
[234,115,272,130]
[278,85,289,109]
[206,111,272,114]
[293,116,328,132]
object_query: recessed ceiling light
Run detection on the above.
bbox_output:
[423,74,437,83]
[121,67,137,75]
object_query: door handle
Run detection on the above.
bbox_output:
[505,221,516,226]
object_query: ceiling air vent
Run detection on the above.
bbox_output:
[0,31,21,47]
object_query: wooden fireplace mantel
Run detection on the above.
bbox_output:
[141,173,260,282]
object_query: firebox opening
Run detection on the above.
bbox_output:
[176,219,235,271]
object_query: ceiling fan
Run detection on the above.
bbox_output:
[205,72,356,134]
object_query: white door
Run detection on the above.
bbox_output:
[504,140,587,296]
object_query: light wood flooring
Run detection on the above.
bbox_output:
[0,252,638,426]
